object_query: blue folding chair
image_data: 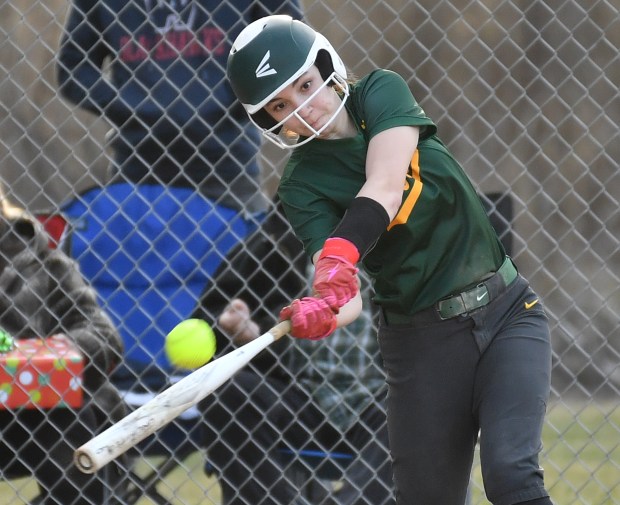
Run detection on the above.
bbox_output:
[204,445,356,502]
[37,185,261,504]
[278,447,358,501]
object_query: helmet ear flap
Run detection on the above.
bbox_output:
[315,49,334,82]
[251,108,279,130]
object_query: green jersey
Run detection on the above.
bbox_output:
[278,69,505,314]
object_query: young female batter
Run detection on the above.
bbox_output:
[227,15,554,505]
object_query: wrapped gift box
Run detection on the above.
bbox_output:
[0,334,83,409]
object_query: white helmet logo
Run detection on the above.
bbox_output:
[256,51,277,78]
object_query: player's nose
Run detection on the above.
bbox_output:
[296,100,313,118]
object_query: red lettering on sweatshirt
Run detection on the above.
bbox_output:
[120,35,148,62]
[119,27,225,63]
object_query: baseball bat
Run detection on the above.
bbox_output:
[74,320,291,474]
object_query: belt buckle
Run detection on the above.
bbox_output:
[437,294,466,320]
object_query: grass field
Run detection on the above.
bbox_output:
[469,401,620,505]
[1,401,618,504]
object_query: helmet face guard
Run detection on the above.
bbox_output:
[256,72,349,149]
[227,15,348,149]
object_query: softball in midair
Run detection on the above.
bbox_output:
[165,319,216,369]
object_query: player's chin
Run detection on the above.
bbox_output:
[292,123,316,138]
[295,118,324,138]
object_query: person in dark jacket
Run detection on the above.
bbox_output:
[57,0,302,208]
[195,201,394,505]
[55,0,303,392]
[0,188,126,504]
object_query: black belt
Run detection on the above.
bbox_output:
[384,257,518,324]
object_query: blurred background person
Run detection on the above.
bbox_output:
[0,183,126,504]
[195,201,394,505]
[55,0,302,392]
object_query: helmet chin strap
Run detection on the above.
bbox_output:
[258,73,350,150]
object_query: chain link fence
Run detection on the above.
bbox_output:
[1,0,619,503]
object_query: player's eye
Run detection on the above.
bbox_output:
[269,101,288,115]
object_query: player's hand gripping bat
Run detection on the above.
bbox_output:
[74,320,290,473]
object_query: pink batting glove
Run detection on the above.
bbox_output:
[313,238,360,310]
[279,297,337,340]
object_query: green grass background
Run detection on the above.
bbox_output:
[470,401,620,505]
[1,401,618,504]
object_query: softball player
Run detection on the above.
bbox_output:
[227,15,554,505]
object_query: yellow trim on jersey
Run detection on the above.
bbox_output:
[388,149,422,230]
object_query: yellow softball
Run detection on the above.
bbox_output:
[165,319,216,370]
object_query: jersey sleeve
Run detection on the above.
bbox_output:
[353,70,437,141]
[278,183,341,261]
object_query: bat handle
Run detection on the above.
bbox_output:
[270,320,291,340]
[75,452,96,474]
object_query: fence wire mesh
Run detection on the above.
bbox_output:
[0,0,619,504]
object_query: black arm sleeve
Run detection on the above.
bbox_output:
[330,197,390,259]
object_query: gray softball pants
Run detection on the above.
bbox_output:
[378,275,553,505]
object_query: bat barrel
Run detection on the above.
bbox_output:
[73,321,290,473]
